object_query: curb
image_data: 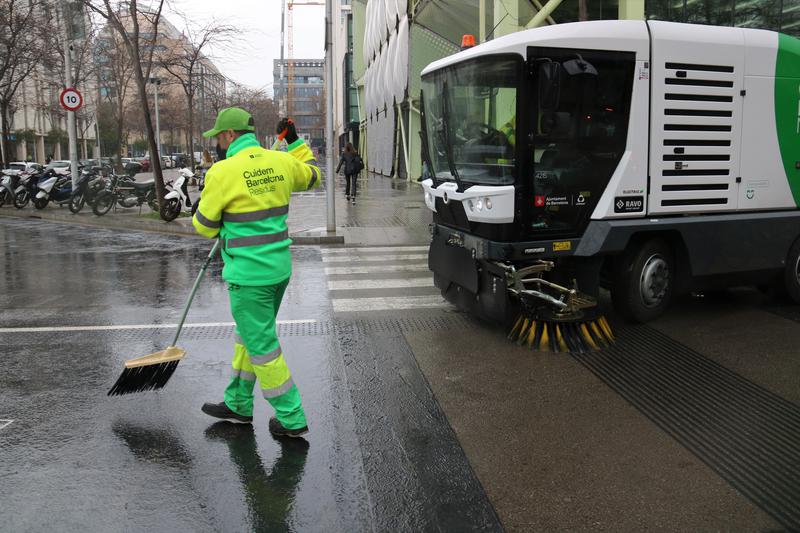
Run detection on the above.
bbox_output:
[0,209,345,244]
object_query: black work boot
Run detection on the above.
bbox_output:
[269,417,308,438]
[201,401,253,424]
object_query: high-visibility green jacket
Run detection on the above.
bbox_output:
[192,134,321,286]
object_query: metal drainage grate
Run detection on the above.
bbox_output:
[572,324,800,531]
[0,315,472,343]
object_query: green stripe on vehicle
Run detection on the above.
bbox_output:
[775,33,800,206]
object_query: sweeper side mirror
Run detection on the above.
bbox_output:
[537,61,561,111]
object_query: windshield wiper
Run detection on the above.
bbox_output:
[441,81,464,192]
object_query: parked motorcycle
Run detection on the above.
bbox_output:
[34,172,73,209]
[92,174,157,216]
[160,168,194,222]
[69,168,108,214]
[13,169,50,209]
[0,169,23,207]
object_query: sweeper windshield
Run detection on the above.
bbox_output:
[422,49,636,239]
[422,55,520,187]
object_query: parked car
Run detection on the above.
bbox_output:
[45,160,73,175]
[7,162,43,174]
[161,156,173,169]
[170,153,188,168]
[120,158,143,176]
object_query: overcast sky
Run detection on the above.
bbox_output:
[164,0,326,95]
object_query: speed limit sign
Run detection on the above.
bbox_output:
[59,88,83,111]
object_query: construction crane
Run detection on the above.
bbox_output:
[281,0,324,117]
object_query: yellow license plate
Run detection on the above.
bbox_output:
[553,241,572,252]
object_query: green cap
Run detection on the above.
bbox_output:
[202,107,255,138]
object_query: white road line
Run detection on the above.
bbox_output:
[0,319,317,334]
[321,245,429,254]
[325,264,430,275]
[0,420,13,430]
[322,253,427,263]
[328,278,434,290]
[332,295,447,313]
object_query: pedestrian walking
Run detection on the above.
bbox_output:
[193,107,321,438]
[336,142,363,205]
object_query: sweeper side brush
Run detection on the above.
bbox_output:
[503,261,615,353]
[507,311,614,353]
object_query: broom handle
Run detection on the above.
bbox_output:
[171,240,220,346]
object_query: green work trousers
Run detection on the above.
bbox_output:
[223,279,307,430]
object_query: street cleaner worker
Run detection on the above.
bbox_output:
[193,107,321,438]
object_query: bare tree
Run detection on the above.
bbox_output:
[0,0,45,166]
[96,24,135,167]
[82,0,167,202]
[42,2,99,159]
[226,83,280,143]
[158,16,234,168]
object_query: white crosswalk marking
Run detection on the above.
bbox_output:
[332,295,445,313]
[328,278,433,290]
[320,245,429,255]
[324,264,430,275]
[323,244,449,313]
[322,253,427,263]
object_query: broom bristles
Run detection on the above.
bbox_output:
[107,360,180,396]
[507,311,615,353]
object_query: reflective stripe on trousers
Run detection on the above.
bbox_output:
[225,281,307,429]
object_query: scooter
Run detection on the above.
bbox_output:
[160,167,194,222]
[0,169,22,207]
[14,169,50,209]
[190,171,206,217]
[34,173,73,209]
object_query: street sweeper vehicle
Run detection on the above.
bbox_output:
[420,20,800,351]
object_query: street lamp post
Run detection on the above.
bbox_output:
[149,77,162,161]
[325,0,335,233]
[62,1,79,189]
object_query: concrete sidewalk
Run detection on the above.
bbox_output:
[0,172,432,246]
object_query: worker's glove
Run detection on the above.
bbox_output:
[276,118,299,144]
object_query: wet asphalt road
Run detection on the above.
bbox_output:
[0,219,499,532]
[4,217,800,532]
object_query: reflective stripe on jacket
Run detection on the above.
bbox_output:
[192,134,321,285]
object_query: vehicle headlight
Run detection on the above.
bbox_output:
[467,200,474,211]
[485,198,493,210]
[476,199,483,211]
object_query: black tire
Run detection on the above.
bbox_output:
[0,189,8,208]
[14,190,29,209]
[92,191,115,216]
[190,200,198,217]
[160,198,180,222]
[783,238,800,304]
[69,191,85,214]
[611,238,675,323]
[146,189,158,211]
[33,196,49,210]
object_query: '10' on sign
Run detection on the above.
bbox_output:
[59,88,83,112]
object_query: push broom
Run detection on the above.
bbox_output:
[108,240,220,396]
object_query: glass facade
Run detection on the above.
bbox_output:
[646,0,799,36]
